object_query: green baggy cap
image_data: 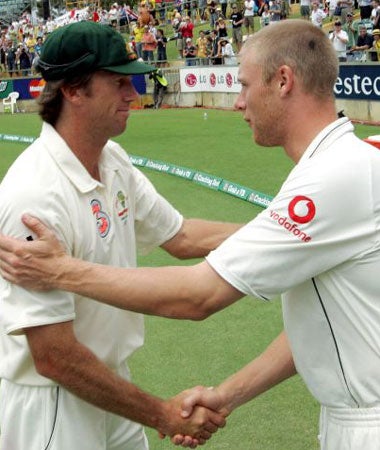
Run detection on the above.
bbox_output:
[38,21,155,81]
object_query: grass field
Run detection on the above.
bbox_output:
[1,110,379,450]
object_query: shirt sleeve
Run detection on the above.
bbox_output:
[206,143,376,300]
[0,174,75,336]
[133,167,183,254]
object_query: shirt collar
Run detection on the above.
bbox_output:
[298,117,354,164]
[39,122,119,194]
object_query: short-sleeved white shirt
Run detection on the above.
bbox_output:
[0,122,182,385]
[244,0,255,16]
[207,118,380,408]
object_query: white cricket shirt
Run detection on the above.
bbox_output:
[0,122,182,385]
[207,118,380,408]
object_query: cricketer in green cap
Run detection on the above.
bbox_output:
[38,21,155,81]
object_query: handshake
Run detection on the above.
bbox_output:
[159,385,230,447]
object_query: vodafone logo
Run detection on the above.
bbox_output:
[29,79,46,98]
[226,72,233,88]
[288,196,316,224]
[185,73,197,87]
[209,73,216,87]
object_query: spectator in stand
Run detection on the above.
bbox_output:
[244,0,256,34]
[146,0,157,19]
[18,46,31,76]
[338,0,354,24]
[44,17,55,34]
[350,24,374,59]
[156,28,168,66]
[371,0,380,28]
[342,12,358,57]
[92,7,100,22]
[260,3,271,26]
[216,17,228,38]
[196,29,209,64]
[141,24,157,61]
[300,0,311,19]
[280,0,291,19]
[198,0,207,22]
[0,35,6,76]
[230,4,244,51]
[269,0,282,22]
[118,5,127,27]
[108,3,119,27]
[219,0,228,17]
[310,1,327,26]
[359,0,373,19]
[326,0,338,21]
[172,13,185,58]
[156,0,165,24]
[99,9,110,25]
[207,0,218,28]
[217,37,237,65]
[132,19,145,58]
[183,0,192,17]
[127,35,137,54]
[5,40,17,77]
[183,37,197,65]
[181,15,194,40]
[25,32,36,65]
[149,18,158,36]
[329,20,349,61]
[369,28,380,60]
[32,36,44,74]
[209,29,222,64]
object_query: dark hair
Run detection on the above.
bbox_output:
[38,72,93,126]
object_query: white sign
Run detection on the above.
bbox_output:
[180,67,241,93]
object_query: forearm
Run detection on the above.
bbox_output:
[27,323,160,424]
[162,218,243,259]
[27,323,219,438]
[216,331,296,413]
[52,259,242,319]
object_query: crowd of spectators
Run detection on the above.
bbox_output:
[1,0,379,78]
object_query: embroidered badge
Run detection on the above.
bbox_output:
[91,199,111,238]
[115,190,129,223]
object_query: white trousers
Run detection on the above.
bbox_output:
[319,405,380,450]
[0,367,149,450]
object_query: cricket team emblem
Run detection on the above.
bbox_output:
[115,190,129,223]
[91,199,111,238]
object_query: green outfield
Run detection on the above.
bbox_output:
[1,109,379,450]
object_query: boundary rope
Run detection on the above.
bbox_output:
[0,133,273,209]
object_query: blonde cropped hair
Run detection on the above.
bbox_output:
[243,20,338,98]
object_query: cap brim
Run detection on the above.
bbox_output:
[103,60,155,75]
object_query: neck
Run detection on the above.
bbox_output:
[55,117,105,181]
[282,98,339,164]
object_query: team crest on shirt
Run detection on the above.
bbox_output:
[91,199,111,238]
[115,190,129,223]
[268,195,316,243]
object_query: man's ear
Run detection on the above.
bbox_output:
[277,64,294,97]
[60,84,85,104]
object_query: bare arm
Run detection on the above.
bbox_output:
[172,331,296,446]
[203,330,296,413]
[0,215,244,320]
[26,321,226,441]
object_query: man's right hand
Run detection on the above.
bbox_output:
[156,386,228,448]
[167,386,230,447]
[0,213,67,290]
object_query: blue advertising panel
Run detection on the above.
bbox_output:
[335,65,380,101]
[8,75,147,99]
